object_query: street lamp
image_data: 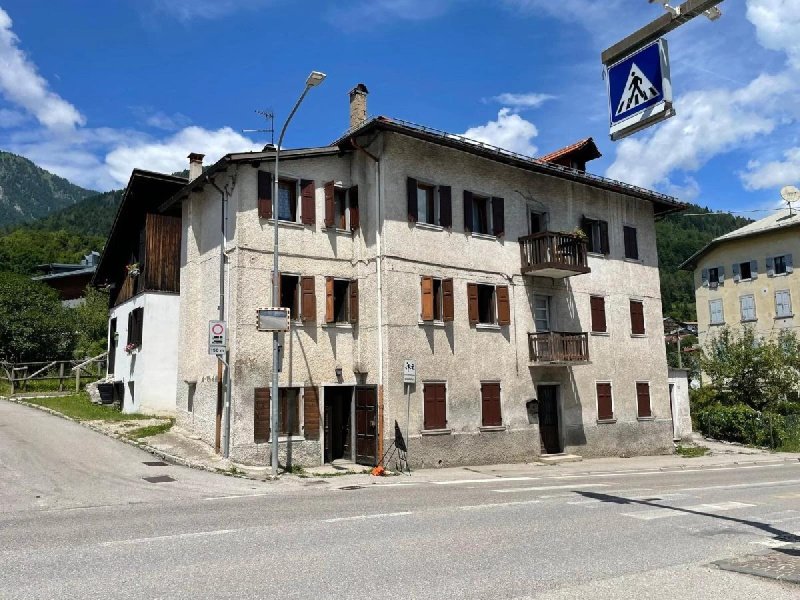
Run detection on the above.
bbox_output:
[271,71,326,477]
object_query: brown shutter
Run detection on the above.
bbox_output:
[303,386,320,440]
[636,382,652,418]
[599,220,610,255]
[496,285,511,326]
[258,171,272,219]
[349,186,359,231]
[324,181,335,227]
[630,300,645,335]
[467,283,479,324]
[325,277,334,323]
[439,186,452,228]
[491,197,505,237]
[596,383,613,420]
[624,226,638,259]
[590,296,606,333]
[300,180,315,225]
[463,190,473,232]
[442,278,454,322]
[481,382,502,427]
[349,279,359,324]
[424,383,447,430]
[300,276,316,322]
[407,177,418,222]
[421,276,434,321]
[254,387,270,442]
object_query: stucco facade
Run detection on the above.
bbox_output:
[173,124,677,467]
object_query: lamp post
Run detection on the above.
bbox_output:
[271,71,326,477]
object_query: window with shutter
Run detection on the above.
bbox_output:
[127,307,144,348]
[326,277,356,324]
[300,276,316,322]
[491,197,504,237]
[596,382,613,421]
[481,382,502,427]
[583,218,609,254]
[423,382,447,430]
[407,177,418,222]
[623,226,639,259]
[776,290,793,318]
[279,274,300,320]
[257,171,272,219]
[636,382,652,418]
[277,179,298,222]
[325,277,334,323]
[349,279,359,324]
[349,186,359,231]
[630,300,645,335]
[254,387,270,443]
[590,296,606,333]
[739,294,756,322]
[303,387,320,440]
[300,180,315,225]
[470,283,497,325]
[709,299,724,325]
[439,186,452,228]
[467,283,479,324]
[323,181,335,228]
[497,285,511,326]
[442,278,454,322]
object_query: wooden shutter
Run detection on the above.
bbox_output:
[303,387,320,440]
[424,383,446,430]
[732,262,741,282]
[590,296,606,333]
[636,382,651,418]
[407,177,418,222]
[751,260,758,280]
[442,278,454,322]
[496,285,511,326]
[630,300,645,335]
[599,220,610,255]
[325,277,334,323]
[491,197,505,237]
[439,186,452,228]
[787,254,794,274]
[254,387,270,442]
[467,282,479,324]
[324,181,335,227]
[258,171,272,219]
[718,266,725,284]
[300,276,316,322]
[420,276,434,321]
[767,256,775,277]
[349,186,359,231]
[481,382,502,427]
[300,180,315,225]
[596,383,613,420]
[463,190,473,232]
[349,279,359,324]
[701,268,709,287]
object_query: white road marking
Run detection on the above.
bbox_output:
[101,529,239,546]
[623,501,755,521]
[432,477,539,485]
[369,483,419,488]
[323,511,412,523]
[460,500,541,511]
[749,538,800,548]
[493,483,609,494]
[204,493,271,501]
[547,462,792,481]
[744,510,800,524]
[670,479,800,494]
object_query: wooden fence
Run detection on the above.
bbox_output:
[1,353,107,395]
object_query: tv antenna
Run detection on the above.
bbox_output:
[243,109,275,146]
[780,185,800,216]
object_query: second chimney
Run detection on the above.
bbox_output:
[349,83,369,130]
[188,152,205,181]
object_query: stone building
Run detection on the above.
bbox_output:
[162,85,684,468]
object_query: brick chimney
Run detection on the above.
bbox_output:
[349,83,369,130]
[188,152,204,181]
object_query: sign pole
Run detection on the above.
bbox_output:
[405,382,411,469]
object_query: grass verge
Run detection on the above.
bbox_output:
[676,444,709,458]
[21,393,152,422]
[126,419,175,439]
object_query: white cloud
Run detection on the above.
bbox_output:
[746,0,800,68]
[130,107,193,131]
[151,0,271,21]
[742,147,800,190]
[503,0,630,45]
[327,0,454,29]
[487,92,555,109]
[461,108,539,156]
[0,8,84,132]
[0,108,27,128]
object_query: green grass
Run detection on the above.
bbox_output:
[676,445,709,458]
[777,440,800,453]
[22,393,151,422]
[126,419,175,439]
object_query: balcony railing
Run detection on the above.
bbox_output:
[528,332,590,364]
[519,232,590,278]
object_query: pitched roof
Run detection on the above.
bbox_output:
[540,138,602,164]
[680,208,800,270]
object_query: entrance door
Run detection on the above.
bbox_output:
[669,383,679,440]
[324,387,353,463]
[537,385,561,454]
[108,318,117,375]
[355,387,378,466]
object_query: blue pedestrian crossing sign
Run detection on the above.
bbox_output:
[606,39,674,141]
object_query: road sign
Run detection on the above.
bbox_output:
[256,307,290,332]
[208,320,227,356]
[606,38,674,141]
[403,360,416,385]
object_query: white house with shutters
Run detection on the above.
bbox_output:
[164,84,684,468]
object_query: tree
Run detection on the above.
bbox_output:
[72,286,110,359]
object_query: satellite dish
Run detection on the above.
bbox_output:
[781,186,800,215]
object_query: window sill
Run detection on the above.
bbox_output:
[418,320,447,328]
[258,435,306,444]
[323,227,354,236]
[321,323,354,330]
[740,319,758,324]
[776,314,794,320]
[476,323,501,330]
[630,334,647,338]
[420,428,452,436]
[415,222,444,232]
[469,232,497,241]
[637,416,655,421]
[624,257,642,264]
[587,252,607,259]
[591,331,610,337]
[596,418,617,424]
[266,219,306,229]
[735,278,753,283]
[479,425,506,432]
[709,321,725,327]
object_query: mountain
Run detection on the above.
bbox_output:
[26,189,124,237]
[0,151,98,228]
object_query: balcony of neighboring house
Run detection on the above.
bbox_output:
[528,331,590,365]
[519,231,590,278]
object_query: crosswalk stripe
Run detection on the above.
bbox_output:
[622,501,755,521]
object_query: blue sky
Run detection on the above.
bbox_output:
[0,1,798,217]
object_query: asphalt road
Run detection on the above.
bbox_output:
[2,399,800,599]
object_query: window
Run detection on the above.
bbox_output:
[324,182,359,231]
[734,261,754,281]
[257,172,315,225]
[630,300,645,335]
[467,283,510,326]
[325,277,358,324]
[581,217,609,255]
[636,382,652,418]
[420,276,454,322]
[463,191,504,236]
[127,307,143,348]
[280,274,316,321]
[709,298,724,325]
[407,178,452,227]
[187,382,196,413]
[423,382,447,430]
[596,382,614,421]
[253,387,301,442]
[768,254,794,276]
[739,294,756,322]
[277,180,297,222]
[529,210,546,234]
[776,290,793,318]
[534,295,550,332]
[590,296,607,333]
[623,226,639,260]
[481,382,502,427]
[708,267,720,286]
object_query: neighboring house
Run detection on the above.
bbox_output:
[32,251,100,307]
[92,169,186,414]
[162,84,684,468]
[667,368,693,440]
[681,208,800,350]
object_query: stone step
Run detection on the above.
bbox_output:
[538,453,583,464]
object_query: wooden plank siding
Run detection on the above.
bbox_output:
[143,213,181,293]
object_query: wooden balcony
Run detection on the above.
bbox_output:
[528,332,590,365]
[519,232,590,278]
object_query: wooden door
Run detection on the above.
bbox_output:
[355,387,378,466]
[537,385,561,454]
